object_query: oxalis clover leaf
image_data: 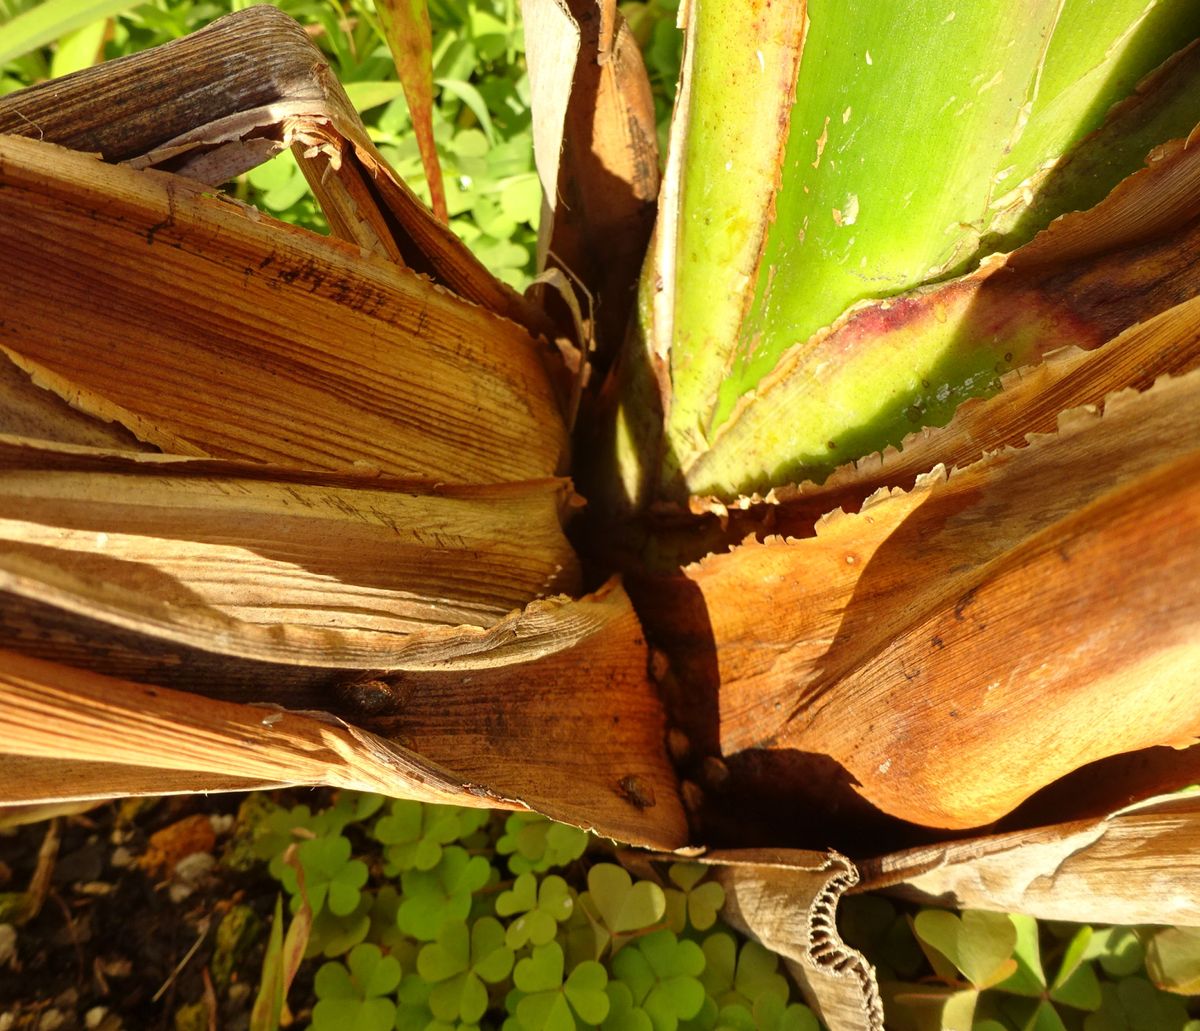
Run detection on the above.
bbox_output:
[913,909,1019,990]
[328,790,386,829]
[497,873,575,949]
[366,886,410,954]
[603,981,654,1031]
[312,942,401,1031]
[497,813,589,875]
[579,864,666,956]
[697,932,791,1024]
[681,936,801,1031]
[513,942,610,1031]
[709,995,819,1031]
[417,916,516,1024]
[1085,927,1147,978]
[254,803,322,880]
[1083,975,1195,1031]
[398,845,492,941]
[374,800,489,874]
[993,914,1102,1017]
[612,929,706,1031]
[748,995,819,1031]
[256,794,384,879]
[1147,925,1200,995]
[664,864,725,935]
[395,972,435,1031]
[306,891,373,959]
[280,833,368,917]
[835,895,926,982]
[562,892,608,967]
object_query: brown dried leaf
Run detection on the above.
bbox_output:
[346,577,688,845]
[708,851,882,1031]
[0,574,686,849]
[0,648,483,807]
[0,755,283,805]
[0,350,150,452]
[0,438,579,674]
[641,368,1200,829]
[862,793,1200,927]
[0,5,548,336]
[139,814,217,878]
[0,133,566,482]
[374,0,448,223]
[525,0,660,360]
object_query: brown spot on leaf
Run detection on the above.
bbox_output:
[618,775,656,810]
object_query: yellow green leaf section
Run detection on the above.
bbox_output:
[653,0,807,478]
[651,0,1200,499]
[687,263,1061,494]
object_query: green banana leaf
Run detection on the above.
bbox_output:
[625,0,1200,500]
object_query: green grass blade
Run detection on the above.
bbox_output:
[0,0,142,65]
[250,894,287,1031]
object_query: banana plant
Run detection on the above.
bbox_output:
[597,0,1200,835]
[0,0,1199,988]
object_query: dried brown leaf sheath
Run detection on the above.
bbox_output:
[0,562,686,848]
[0,649,482,807]
[0,133,565,482]
[642,369,1200,829]
[0,6,549,333]
[0,7,688,847]
[524,0,660,361]
[862,793,1200,928]
[0,439,578,665]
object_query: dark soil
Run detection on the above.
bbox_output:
[0,789,329,1031]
